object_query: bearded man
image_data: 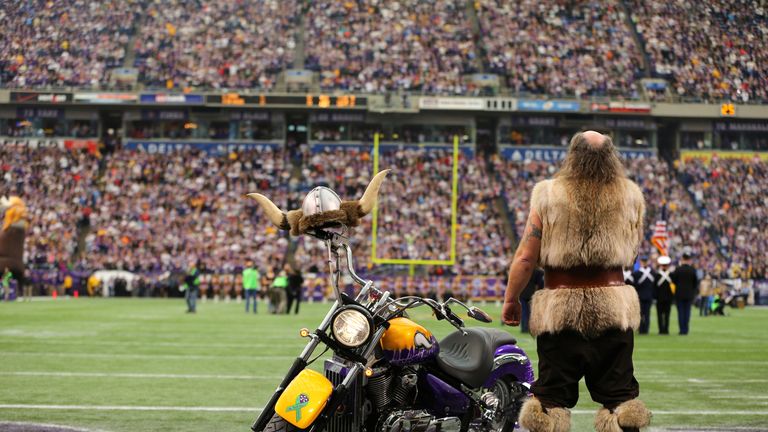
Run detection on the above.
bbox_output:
[502,131,652,432]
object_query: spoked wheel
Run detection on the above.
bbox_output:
[488,378,528,432]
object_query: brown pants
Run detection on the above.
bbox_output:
[533,328,639,409]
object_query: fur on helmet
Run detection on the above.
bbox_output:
[247,170,390,236]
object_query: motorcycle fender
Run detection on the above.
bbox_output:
[275,369,334,429]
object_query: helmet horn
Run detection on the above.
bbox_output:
[246,193,287,229]
[358,170,390,215]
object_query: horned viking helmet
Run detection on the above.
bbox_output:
[247,170,390,236]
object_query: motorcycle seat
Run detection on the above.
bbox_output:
[436,327,517,388]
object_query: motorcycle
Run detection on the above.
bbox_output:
[249,175,533,432]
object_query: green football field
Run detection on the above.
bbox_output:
[0,298,766,431]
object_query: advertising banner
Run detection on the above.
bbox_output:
[16,107,64,119]
[310,142,475,156]
[139,93,204,104]
[591,101,651,113]
[517,99,581,112]
[124,140,279,155]
[74,93,138,104]
[10,92,72,103]
[419,97,485,110]
[501,146,656,161]
[680,150,768,163]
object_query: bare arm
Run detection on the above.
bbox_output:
[502,209,543,325]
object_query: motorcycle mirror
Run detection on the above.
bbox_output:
[467,307,493,323]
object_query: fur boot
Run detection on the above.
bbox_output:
[594,399,651,432]
[519,397,571,432]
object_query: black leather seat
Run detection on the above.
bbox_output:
[436,328,518,388]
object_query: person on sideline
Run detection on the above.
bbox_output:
[654,256,674,335]
[502,131,651,432]
[243,261,261,313]
[631,256,655,335]
[672,252,699,334]
[286,264,304,315]
[182,261,201,313]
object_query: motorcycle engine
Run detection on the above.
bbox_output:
[366,366,418,410]
[377,409,461,432]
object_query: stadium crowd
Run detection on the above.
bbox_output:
[293,146,512,276]
[1,0,766,101]
[0,0,139,88]
[678,157,767,279]
[0,144,99,268]
[305,0,478,94]
[477,0,643,98]
[133,0,298,90]
[630,0,768,103]
[85,147,294,277]
[1,143,766,300]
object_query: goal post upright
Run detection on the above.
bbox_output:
[371,133,459,267]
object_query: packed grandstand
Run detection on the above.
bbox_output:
[1,0,766,101]
[0,0,766,299]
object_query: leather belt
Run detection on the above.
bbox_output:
[544,266,625,289]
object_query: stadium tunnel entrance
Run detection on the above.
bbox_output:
[100,110,124,153]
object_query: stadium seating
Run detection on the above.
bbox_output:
[304,0,478,93]
[293,146,512,276]
[629,0,768,103]
[132,0,298,90]
[0,0,139,88]
[3,143,766,293]
[678,157,767,278]
[2,0,765,99]
[477,0,644,97]
[86,148,294,275]
[0,145,99,267]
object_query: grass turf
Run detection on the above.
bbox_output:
[0,298,766,431]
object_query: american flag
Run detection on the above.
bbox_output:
[651,220,669,257]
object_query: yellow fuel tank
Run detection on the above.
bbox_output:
[380,317,433,351]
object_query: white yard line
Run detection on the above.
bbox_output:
[0,351,295,361]
[2,405,767,416]
[0,404,263,412]
[0,339,303,349]
[0,421,105,432]
[0,371,283,380]
[570,409,768,416]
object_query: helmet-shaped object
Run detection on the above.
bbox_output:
[247,170,390,236]
[301,187,342,217]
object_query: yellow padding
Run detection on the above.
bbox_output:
[275,369,333,429]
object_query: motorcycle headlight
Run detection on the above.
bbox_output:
[332,307,371,348]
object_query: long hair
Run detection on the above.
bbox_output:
[556,132,625,184]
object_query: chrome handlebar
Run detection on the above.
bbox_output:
[314,228,487,332]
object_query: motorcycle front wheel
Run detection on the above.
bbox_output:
[264,413,303,432]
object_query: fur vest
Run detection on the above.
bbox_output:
[528,177,645,337]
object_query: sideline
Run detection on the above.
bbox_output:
[0,371,283,380]
[2,405,768,416]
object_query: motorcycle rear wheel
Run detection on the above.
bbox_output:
[490,377,526,432]
[264,413,303,432]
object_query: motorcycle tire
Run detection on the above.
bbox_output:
[264,413,303,432]
[492,377,527,432]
